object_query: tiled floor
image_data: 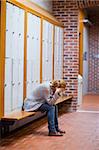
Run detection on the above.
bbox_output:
[78,94,99,111]
[0,94,99,150]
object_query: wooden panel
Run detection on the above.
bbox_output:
[23,11,27,99]
[40,18,43,83]
[0,0,6,118]
[79,9,85,75]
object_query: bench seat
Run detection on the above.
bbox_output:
[1,96,72,121]
[1,111,36,121]
[55,95,72,105]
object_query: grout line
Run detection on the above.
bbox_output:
[77,110,99,113]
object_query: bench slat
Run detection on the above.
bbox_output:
[1,111,36,121]
[55,96,73,105]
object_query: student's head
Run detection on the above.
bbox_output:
[50,79,66,92]
[50,80,59,92]
[50,80,58,88]
[58,79,66,89]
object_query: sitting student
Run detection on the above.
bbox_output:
[23,79,66,136]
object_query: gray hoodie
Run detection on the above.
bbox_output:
[23,82,60,112]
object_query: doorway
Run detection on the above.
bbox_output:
[78,7,99,111]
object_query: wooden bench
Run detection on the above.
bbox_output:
[0,95,72,137]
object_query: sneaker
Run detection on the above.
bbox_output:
[56,129,66,134]
[48,131,63,136]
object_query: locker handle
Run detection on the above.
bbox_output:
[5,57,10,59]
[46,59,48,62]
[32,81,34,83]
[4,84,7,87]
[19,33,21,36]
[6,29,8,32]
[18,82,21,85]
[32,37,34,39]
[12,32,15,34]
[12,83,15,86]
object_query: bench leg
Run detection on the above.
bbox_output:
[0,127,2,138]
[0,126,10,138]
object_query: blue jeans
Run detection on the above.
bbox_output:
[38,103,59,132]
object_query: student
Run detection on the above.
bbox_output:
[23,79,66,136]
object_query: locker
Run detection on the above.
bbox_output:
[4,58,12,114]
[12,59,19,110]
[18,8,24,37]
[27,82,32,98]
[27,37,33,60]
[5,2,25,113]
[18,60,24,108]
[17,84,23,109]
[18,34,24,59]
[11,5,19,59]
[26,60,32,97]
[27,13,40,96]
[18,8,24,60]
[4,85,12,114]
[27,60,32,82]
[12,84,18,111]
[18,60,24,86]
[6,3,13,58]
[27,13,33,37]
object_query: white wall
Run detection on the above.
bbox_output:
[83,26,89,95]
[30,0,52,12]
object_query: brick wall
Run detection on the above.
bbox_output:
[52,0,99,110]
[88,12,99,93]
[52,0,79,111]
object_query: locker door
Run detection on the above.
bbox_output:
[48,23,53,81]
[27,13,33,38]
[12,59,18,111]
[36,38,40,83]
[54,26,58,80]
[11,5,19,59]
[4,58,12,114]
[26,60,32,97]
[18,8,24,60]
[17,60,24,109]
[33,15,37,39]
[27,13,32,96]
[42,41,48,82]
[6,3,13,58]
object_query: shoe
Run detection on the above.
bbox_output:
[48,131,63,136]
[57,129,66,134]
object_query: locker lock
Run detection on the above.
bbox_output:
[12,83,15,86]
[18,82,21,85]
[4,84,7,87]
[19,33,21,36]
